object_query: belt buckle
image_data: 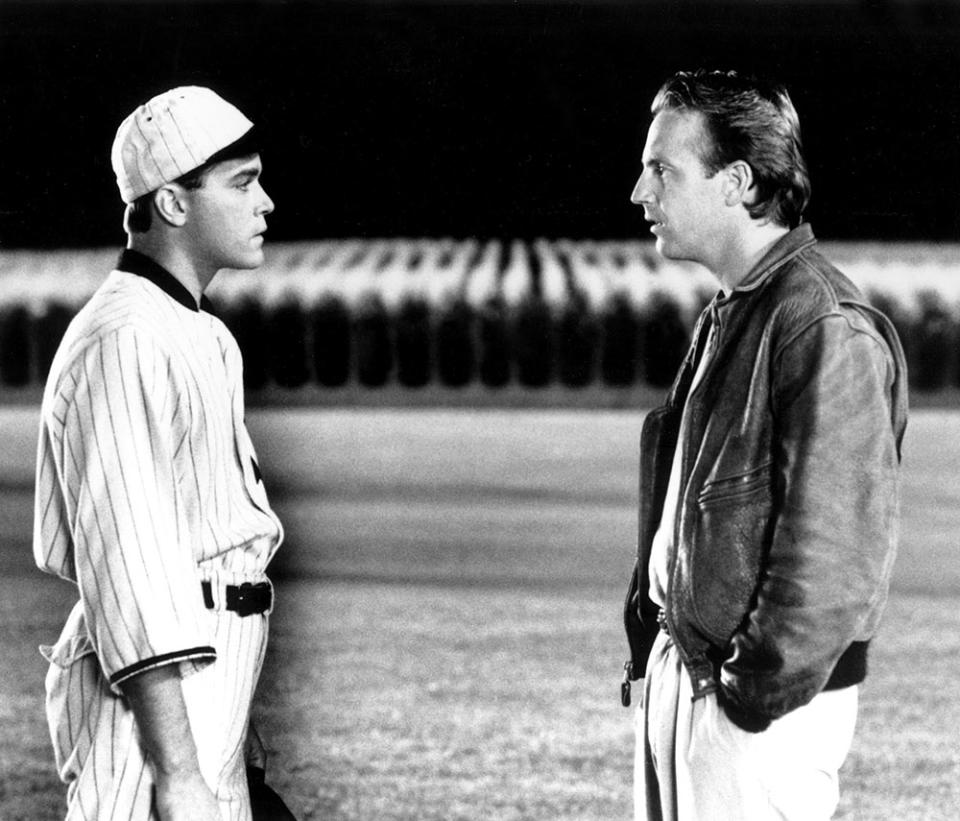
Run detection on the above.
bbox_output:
[233,581,270,617]
[657,609,670,634]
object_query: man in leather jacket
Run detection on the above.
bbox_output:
[623,70,907,820]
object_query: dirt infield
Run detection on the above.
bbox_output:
[6,407,957,591]
[261,408,958,595]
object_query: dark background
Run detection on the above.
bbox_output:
[2,0,960,248]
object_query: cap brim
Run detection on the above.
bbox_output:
[203,125,262,167]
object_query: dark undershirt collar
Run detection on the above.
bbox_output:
[116,248,215,314]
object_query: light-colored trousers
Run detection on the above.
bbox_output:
[44,607,268,821]
[635,630,859,821]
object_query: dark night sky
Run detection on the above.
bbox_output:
[2,0,960,247]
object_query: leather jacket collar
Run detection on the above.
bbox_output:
[719,223,818,302]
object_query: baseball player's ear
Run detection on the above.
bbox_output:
[153,185,189,227]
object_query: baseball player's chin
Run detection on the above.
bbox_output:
[231,246,265,270]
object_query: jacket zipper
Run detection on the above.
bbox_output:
[664,305,721,684]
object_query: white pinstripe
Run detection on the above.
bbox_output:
[35,265,283,820]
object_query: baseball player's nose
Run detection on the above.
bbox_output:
[258,187,275,216]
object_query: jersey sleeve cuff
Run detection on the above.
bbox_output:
[109,646,217,688]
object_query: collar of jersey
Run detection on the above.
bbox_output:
[116,249,216,314]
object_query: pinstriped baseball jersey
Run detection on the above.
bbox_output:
[34,249,283,819]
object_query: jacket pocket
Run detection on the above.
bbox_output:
[697,462,773,508]
[691,462,774,645]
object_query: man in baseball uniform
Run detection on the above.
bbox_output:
[35,87,285,820]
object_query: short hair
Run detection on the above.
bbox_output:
[651,70,811,228]
[125,126,261,234]
[126,164,204,233]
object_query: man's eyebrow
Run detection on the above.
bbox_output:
[231,166,260,183]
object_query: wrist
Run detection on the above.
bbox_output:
[150,749,210,791]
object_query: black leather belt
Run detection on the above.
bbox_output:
[201,581,272,617]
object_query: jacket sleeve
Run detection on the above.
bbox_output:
[720,309,903,726]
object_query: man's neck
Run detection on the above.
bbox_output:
[126,237,213,304]
[711,222,791,294]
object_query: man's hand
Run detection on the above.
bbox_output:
[154,770,221,821]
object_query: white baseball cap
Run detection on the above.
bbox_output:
[111,86,254,203]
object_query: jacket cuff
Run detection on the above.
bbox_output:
[825,640,869,690]
[717,686,771,734]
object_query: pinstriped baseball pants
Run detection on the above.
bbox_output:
[44,607,268,821]
[634,630,859,821]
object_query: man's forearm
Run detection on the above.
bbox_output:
[121,664,221,820]
[122,664,202,777]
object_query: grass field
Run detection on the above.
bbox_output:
[1,408,959,819]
